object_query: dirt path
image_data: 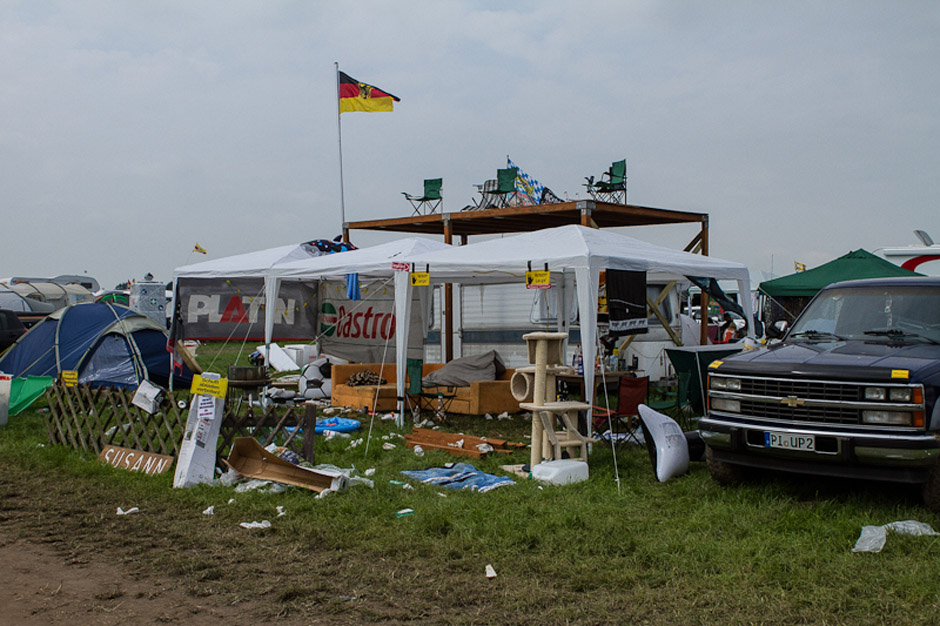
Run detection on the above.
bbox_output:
[0,532,257,626]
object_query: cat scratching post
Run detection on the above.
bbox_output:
[519,332,589,467]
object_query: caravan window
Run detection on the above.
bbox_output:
[646,284,675,325]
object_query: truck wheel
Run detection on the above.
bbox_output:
[921,460,940,512]
[706,445,744,486]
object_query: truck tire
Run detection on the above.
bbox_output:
[706,445,744,486]
[921,460,940,512]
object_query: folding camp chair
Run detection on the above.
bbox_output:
[468,167,518,210]
[402,178,443,215]
[584,159,627,204]
[405,358,456,423]
[646,371,695,429]
[592,375,648,445]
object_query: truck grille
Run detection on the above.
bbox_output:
[710,374,922,428]
[738,398,860,425]
[740,379,860,403]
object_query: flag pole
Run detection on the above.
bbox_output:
[335,62,347,234]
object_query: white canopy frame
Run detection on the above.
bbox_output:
[391,225,754,428]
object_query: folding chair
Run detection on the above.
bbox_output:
[467,167,518,210]
[646,371,695,428]
[405,358,456,423]
[402,178,443,215]
[592,375,648,444]
[584,159,627,204]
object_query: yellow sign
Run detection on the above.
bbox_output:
[525,270,551,289]
[410,272,430,287]
[191,374,228,398]
[708,360,723,369]
[61,370,78,387]
[891,369,910,379]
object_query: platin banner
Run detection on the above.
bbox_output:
[607,269,648,336]
[318,279,424,363]
[176,278,318,341]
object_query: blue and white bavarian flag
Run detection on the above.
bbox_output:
[507,156,544,206]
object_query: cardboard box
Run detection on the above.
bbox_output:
[224,437,347,493]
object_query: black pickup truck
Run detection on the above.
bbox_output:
[699,277,940,509]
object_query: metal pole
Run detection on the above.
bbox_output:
[335,62,346,228]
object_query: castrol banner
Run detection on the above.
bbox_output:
[318,279,424,363]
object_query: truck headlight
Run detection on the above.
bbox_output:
[888,388,913,402]
[710,397,741,413]
[864,387,886,401]
[710,377,742,391]
[862,410,912,426]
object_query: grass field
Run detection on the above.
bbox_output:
[2,344,940,623]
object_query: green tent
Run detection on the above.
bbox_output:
[759,249,921,298]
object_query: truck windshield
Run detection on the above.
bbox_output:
[788,285,940,344]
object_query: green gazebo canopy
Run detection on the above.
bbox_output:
[759,249,921,298]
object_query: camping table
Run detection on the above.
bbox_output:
[663,344,745,414]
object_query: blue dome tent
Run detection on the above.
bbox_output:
[0,302,193,390]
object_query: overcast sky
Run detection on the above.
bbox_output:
[1,1,937,290]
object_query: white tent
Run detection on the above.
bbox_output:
[391,225,754,426]
[175,241,337,278]
[173,237,452,355]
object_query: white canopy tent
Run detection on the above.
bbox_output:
[173,237,453,358]
[391,225,754,426]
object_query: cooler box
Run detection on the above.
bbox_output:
[531,459,589,485]
[285,343,319,368]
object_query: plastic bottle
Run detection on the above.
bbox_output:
[576,344,584,375]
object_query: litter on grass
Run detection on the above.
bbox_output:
[116,506,139,516]
[202,505,215,516]
[401,462,515,493]
[240,520,272,530]
[395,508,414,518]
[853,520,940,553]
[276,505,286,517]
[485,564,497,578]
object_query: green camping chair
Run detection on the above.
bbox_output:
[402,178,443,215]
[467,167,518,210]
[584,159,627,204]
[405,358,456,423]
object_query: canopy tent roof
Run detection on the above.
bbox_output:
[174,237,451,280]
[399,224,750,284]
[174,241,342,279]
[275,237,452,279]
[759,249,921,298]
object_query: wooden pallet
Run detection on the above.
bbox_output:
[403,427,525,459]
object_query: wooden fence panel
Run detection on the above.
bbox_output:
[44,384,317,470]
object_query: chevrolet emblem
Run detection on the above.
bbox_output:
[781,396,804,407]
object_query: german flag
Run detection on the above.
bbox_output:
[338,71,400,113]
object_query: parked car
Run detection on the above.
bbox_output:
[700,277,940,509]
[0,288,56,327]
[0,308,27,352]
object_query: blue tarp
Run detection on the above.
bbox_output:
[401,463,514,493]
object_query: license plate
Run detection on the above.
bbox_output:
[764,431,815,452]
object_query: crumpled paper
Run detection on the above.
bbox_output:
[240,520,272,530]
